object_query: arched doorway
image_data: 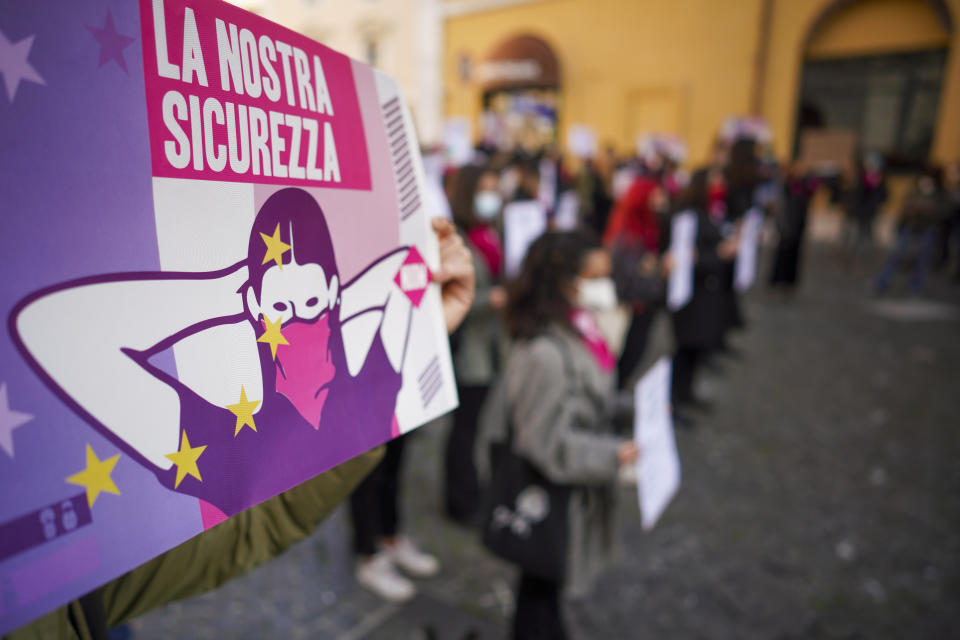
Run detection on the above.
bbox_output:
[475,34,561,153]
[794,0,953,170]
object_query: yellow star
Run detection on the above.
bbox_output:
[66,444,121,508]
[257,315,289,360]
[165,430,206,489]
[260,223,291,270]
[226,385,260,436]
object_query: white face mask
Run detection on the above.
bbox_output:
[474,191,502,221]
[576,277,618,312]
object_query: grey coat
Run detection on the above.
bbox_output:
[477,325,623,597]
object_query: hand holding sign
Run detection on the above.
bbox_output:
[432,218,476,333]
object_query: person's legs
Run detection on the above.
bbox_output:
[874,228,910,293]
[377,435,440,578]
[377,436,407,540]
[353,436,430,602]
[909,228,937,293]
[444,384,489,521]
[512,572,567,640]
[350,458,384,557]
[671,347,700,407]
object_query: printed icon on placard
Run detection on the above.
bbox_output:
[394,246,432,307]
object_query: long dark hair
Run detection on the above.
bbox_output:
[676,168,709,213]
[449,164,487,231]
[725,138,760,192]
[506,231,599,340]
[246,187,338,298]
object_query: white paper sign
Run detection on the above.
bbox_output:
[553,190,580,231]
[443,117,474,167]
[503,200,548,277]
[538,158,558,211]
[634,357,680,531]
[421,151,452,220]
[735,207,764,292]
[667,211,697,311]
[567,124,597,159]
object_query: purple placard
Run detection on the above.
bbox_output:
[0,0,457,633]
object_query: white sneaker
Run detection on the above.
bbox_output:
[355,552,416,602]
[383,536,440,578]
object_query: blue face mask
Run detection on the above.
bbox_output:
[473,191,503,221]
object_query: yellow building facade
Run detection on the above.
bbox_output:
[442,0,960,167]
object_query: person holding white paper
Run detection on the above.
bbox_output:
[667,170,737,423]
[478,231,638,640]
[503,161,549,278]
[444,165,507,525]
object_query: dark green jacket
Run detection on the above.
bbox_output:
[5,449,382,640]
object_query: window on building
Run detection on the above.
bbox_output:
[796,49,947,170]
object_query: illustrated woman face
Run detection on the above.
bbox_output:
[246,254,339,325]
[243,188,344,427]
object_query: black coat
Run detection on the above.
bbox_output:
[670,209,729,350]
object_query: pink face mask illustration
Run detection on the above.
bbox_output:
[271,314,337,429]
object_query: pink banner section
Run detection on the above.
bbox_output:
[139,0,371,190]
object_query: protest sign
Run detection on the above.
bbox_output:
[566,124,596,159]
[442,117,473,167]
[503,200,548,277]
[0,0,456,632]
[537,157,557,211]
[796,128,856,175]
[633,357,680,531]
[552,190,579,231]
[666,211,697,311]
[735,207,764,292]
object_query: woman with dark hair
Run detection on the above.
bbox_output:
[667,169,737,418]
[479,231,638,640]
[720,137,761,334]
[444,164,507,524]
[769,163,817,290]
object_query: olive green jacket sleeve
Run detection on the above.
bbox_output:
[6,448,383,640]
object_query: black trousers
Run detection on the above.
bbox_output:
[350,435,406,556]
[617,310,654,390]
[444,384,489,521]
[671,346,702,406]
[512,572,567,640]
[769,237,804,287]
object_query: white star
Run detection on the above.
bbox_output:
[0,28,45,103]
[0,382,33,458]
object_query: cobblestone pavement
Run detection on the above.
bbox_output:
[129,244,960,639]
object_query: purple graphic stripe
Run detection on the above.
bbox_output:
[0,494,92,562]
[421,377,442,407]
[417,357,440,384]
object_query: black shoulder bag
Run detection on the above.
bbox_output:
[480,334,574,583]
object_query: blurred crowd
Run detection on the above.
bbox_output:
[344,117,960,639]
